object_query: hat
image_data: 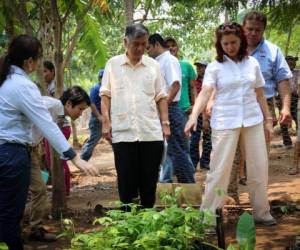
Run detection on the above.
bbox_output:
[98,69,105,78]
[194,60,208,66]
[286,55,298,61]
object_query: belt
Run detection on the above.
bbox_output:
[169,101,178,106]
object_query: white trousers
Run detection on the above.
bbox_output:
[201,123,273,221]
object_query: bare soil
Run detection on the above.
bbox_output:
[23,130,300,250]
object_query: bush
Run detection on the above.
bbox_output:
[68,188,219,250]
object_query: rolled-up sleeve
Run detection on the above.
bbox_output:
[154,63,167,102]
[16,84,75,160]
[100,62,111,97]
[274,48,293,83]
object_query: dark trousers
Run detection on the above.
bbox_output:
[0,143,31,250]
[275,93,298,145]
[190,115,212,169]
[167,103,195,183]
[112,141,163,208]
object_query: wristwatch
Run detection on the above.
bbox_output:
[161,120,170,126]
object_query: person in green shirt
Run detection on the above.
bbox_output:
[165,37,197,116]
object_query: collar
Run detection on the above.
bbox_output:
[223,55,246,64]
[120,54,147,67]
[10,65,30,79]
[251,38,265,56]
[155,50,170,61]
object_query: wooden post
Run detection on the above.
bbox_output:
[216,208,225,249]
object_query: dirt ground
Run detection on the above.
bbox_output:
[22,129,300,250]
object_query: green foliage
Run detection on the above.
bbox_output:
[0,243,8,250]
[68,190,217,250]
[236,212,256,250]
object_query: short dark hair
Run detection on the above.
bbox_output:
[43,60,55,73]
[164,37,178,46]
[215,22,248,63]
[148,33,167,48]
[125,23,149,41]
[243,11,267,29]
[0,34,42,86]
[60,86,91,107]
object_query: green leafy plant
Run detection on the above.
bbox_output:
[68,188,219,250]
[236,212,256,250]
[0,243,8,250]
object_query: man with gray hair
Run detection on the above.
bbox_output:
[100,23,170,208]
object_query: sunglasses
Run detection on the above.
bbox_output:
[218,22,240,31]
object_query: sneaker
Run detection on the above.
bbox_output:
[28,227,57,242]
[255,218,277,226]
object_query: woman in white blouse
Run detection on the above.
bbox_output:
[185,23,276,226]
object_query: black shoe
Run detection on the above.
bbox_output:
[28,227,57,242]
[200,163,210,170]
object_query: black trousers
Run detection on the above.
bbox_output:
[112,141,163,208]
[275,93,298,145]
[0,143,31,250]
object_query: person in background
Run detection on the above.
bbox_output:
[185,22,276,227]
[28,86,91,242]
[164,37,197,116]
[190,61,212,170]
[148,33,195,184]
[43,60,66,97]
[0,34,98,250]
[43,60,72,196]
[276,55,299,150]
[243,11,292,149]
[101,24,170,209]
[80,69,104,161]
[286,56,300,175]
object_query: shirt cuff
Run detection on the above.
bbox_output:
[155,92,167,102]
[62,147,76,160]
[100,89,111,97]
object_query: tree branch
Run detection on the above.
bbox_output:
[61,0,75,25]
[10,0,34,35]
[62,0,93,69]
[62,21,83,69]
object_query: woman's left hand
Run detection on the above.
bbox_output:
[264,120,273,143]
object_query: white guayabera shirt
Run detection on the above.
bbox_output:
[203,55,265,130]
[100,54,167,143]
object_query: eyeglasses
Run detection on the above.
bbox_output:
[218,22,240,31]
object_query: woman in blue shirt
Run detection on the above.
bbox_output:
[0,34,98,249]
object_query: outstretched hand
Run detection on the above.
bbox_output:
[71,155,99,176]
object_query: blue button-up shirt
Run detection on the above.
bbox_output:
[251,39,292,99]
[0,65,72,158]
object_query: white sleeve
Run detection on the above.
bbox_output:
[203,63,217,88]
[164,59,181,87]
[16,83,71,156]
[254,59,265,88]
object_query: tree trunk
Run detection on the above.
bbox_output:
[71,120,81,149]
[285,24,293,56]
[124,0,134,25]
[50,0,67,214]
[51,146,67,218]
